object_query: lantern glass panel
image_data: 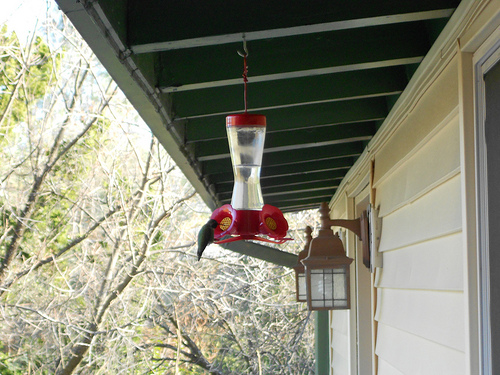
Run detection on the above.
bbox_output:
[227,126,265,210]
[297,273,307,302]
[310,266,348,309]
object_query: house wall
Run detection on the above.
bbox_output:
[372,57,463,375]
[373,90,464,374]
[327,1,500,374]
[329,198,353,374]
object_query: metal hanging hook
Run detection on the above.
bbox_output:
[237,34,248,57]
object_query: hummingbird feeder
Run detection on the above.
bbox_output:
[209,40,291,245]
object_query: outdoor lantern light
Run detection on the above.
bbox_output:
[302,202,369,310]
[208,40,291,245]
[294,226,313,302]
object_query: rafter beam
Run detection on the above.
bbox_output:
[161,57,422,93]
[132,9,454,54]
[202,142,363,175]
[172,66,406,119]
[265,194,335,206]
[198,135,371,162]
[186,98,384,142]
[212,159,353,185]
[156,21,431,91]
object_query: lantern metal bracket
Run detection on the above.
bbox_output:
[316,202,370,263]
[367,204,383,272]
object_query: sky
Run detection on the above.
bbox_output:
[1,0,47,45]
[0,0,154,140]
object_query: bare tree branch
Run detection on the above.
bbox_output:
[0,79,117,282]
[56,191,195,375]
[0,204,121,294]
[0,12,315,375]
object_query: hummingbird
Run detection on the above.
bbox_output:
[197,219,218,261]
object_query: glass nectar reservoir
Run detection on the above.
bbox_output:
[226,113,266,210]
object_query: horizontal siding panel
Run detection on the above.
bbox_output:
[377,116,460,217]
[331,333,349,372]
[331,351,349,375]
[331,335,349,375]
[330,311,350,375]
[330,198,347,220]
[375,288,465,351]
[378,174,462,252]
[376,323,465,375]
[374,57,458,186]
[330,310,348,335]
[375,232,463,291]
[378,358,405,375]
[330,329,349,360]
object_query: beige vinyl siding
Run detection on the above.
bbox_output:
[378,358,405,375]
[322,55,463,374]
[330,195,347,220]
[375,288,465,352]
[376,323,464,375]
[376,172,462,251]
[375,232,463,291]
[330,310,350,374]
[374,156,464,373]
[326,3,500,373]
[329,203,352,375]
[372,57,464,374]
[375,111,460,218]
[373,57,459,186]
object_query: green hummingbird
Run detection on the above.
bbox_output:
[197,219,218,261]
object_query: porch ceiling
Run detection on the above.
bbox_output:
[56,0,461,213]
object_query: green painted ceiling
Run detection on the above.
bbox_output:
[56,0,460,213]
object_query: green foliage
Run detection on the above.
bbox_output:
[0,354,23,375]
[0,27,55,126]
[0,343,37,375]
[25,37,54,99]
[0,26,21,120]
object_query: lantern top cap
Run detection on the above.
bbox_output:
[227,113,266,127]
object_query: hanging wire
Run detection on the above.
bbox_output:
[237,36,249,113]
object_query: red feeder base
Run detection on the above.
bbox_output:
[210,204,292,244]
